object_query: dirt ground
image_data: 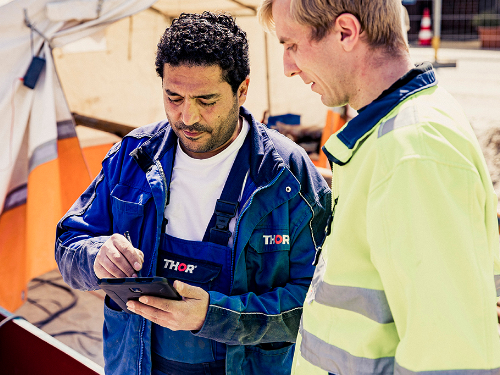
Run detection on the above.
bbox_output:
[15,270,106,367]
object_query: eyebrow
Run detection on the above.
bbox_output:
[165,89,221,100]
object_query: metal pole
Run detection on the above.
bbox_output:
[432,0,442,61]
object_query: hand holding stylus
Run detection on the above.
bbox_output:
[94,233,144,279]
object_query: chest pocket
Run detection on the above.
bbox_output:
[246,228,291,293]
[110,184,152,243]
[158,251,222,292]
[248,229,291,253]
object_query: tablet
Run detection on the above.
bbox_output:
[98,276,182,314]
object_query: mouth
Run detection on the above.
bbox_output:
[182,129,203,138]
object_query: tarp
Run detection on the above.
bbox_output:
[0,0,157,311]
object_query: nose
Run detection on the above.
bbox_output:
[181,101,200,126]
[283,50,301,78]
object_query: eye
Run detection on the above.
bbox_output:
[286,43,297,52]
[168,97,183,104]
[199,100,216,107]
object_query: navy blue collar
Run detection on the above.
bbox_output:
[131,106,285,188]
[323,62,437,165]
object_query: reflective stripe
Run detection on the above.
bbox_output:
[395,362,500,375]
[29,139,57,173]
[300,326,394,375]
[57,119,77,140]
[315,281,394,324]
[495,275,500,297]
[2,184,27,212]
[378,106,419,138]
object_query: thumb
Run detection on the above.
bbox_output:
[173,280,204,299]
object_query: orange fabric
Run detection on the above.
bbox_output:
[0,205,27,310]
[0,137,92,312]
[312,110,346,169]
[56,137,93,210]
[82,143,114,180]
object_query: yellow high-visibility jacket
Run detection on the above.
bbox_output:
[293,63,500,375]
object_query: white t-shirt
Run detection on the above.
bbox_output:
[164,117,250,248]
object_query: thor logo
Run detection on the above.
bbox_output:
[263,234,290,245]
[163,259,197,273]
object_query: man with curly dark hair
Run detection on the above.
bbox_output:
[55,11,331,375]
[155,12,250,95]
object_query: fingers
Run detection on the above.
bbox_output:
[93,261,115,279]
[114,234,144,272]
[139,296,174,311]
[174,280,204,300]
[94,234,144,279]
[127,290,208,331]
[127,299,181,330]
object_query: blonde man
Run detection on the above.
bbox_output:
[259,0,500,374]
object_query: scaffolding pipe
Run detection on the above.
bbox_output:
[432,0,442,61]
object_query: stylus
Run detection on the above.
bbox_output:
[124,231,141,277]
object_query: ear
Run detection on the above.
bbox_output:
[335,13,362,52]
[237,77,250,106]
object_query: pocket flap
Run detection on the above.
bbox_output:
[111,184,152,215]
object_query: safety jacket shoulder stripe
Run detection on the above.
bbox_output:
[394,362,500,375]
[323,64,436,167]
[300,326,395,374]
[314,282,393,324]
[378,106,420,138]
[336,64,435,150]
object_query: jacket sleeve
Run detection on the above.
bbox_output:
[196,187,331,345]
[367,157,500,372]
[55,170,113,291]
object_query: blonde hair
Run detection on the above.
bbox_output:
[258,0,407,53]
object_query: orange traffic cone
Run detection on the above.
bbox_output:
[418,8,432,46]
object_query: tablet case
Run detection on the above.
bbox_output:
[98,277,181,314]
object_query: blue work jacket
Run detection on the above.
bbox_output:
[55,107,331,375]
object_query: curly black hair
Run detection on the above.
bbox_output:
[155,12,250,94]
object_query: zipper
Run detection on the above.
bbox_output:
[231,167,285,291]
[149,160,168,277]
[138,159,168,375]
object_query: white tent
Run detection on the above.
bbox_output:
[0,0,329,312]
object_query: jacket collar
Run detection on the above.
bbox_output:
[322,62,437,166]
[130,107,285,188]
